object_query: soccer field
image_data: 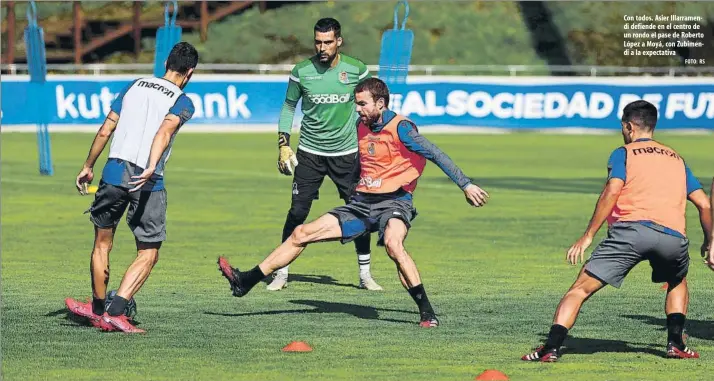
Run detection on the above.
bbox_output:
[2,132,713,381]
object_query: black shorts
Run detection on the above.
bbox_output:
[327,192,417,246]
[291,148,360,204]
[86,180,168,243]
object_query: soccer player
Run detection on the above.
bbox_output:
[64,42,198,333]
[218,77,490,327]
[270,17,381,291]
[522,100,712,362]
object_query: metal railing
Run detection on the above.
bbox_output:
[2,63,714,77]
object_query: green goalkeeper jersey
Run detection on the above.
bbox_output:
[278,54,371,156]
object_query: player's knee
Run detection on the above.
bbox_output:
[93,241,113,256]
[146,252,159,266]
[567,284,596,299]
[290,224,309,245]
[384,236,405,260]
[137,249,159,266]
[288,203,311,223]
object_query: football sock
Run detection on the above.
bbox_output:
[92,297,105,316]
[544,324,569,350]
[358,253,371,274]
[667,313,686,347]
[407,284,434,315]
[106,296,128,316]
[241,266,267,291]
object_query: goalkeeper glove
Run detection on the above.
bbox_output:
[277,132,298,176]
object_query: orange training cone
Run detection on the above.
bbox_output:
[475,369,509,381]
[282,341,313,352]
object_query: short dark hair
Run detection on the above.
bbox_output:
[165,42,198,75]
[314,17,341,38]
[355,78,390,107]
[621,100,658,131]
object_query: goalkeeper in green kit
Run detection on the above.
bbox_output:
[269,17,382,291]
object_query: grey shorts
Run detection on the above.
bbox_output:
[86,180,168,243]
[584,222,689,288]
[327,196,417,246]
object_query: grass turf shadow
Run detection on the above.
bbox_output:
[260,273,361,290]
[205,299,417,325]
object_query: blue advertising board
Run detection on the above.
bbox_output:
[2,75,713,130]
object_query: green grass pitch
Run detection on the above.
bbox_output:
[2,132,713,380]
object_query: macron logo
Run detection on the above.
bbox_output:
[137,81,176,97]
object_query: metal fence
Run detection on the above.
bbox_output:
[2,63,714,77]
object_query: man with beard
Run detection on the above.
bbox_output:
[269,17,382,291]
[218,77,490,327]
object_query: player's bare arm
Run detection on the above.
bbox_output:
[75,111,119,195]
[566,178,624,265]
[128,115,182,192]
